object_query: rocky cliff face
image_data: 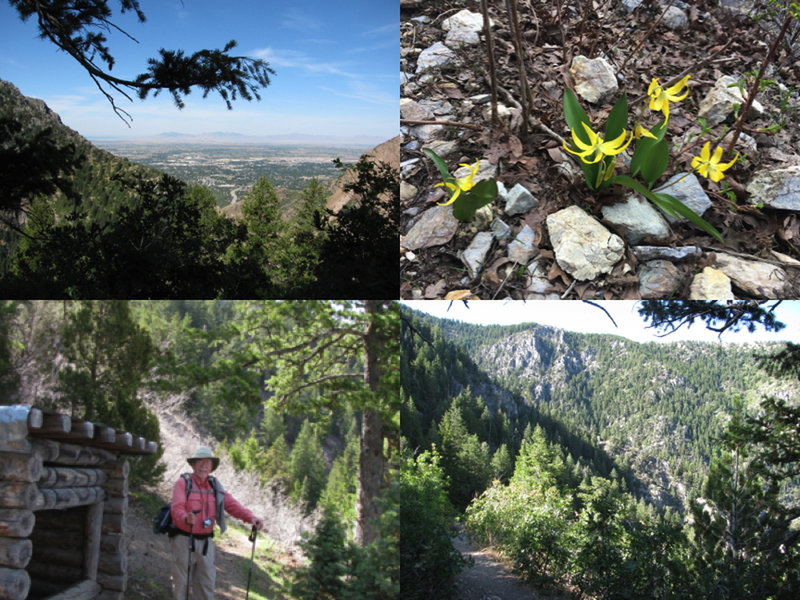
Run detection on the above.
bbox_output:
[325,135,400,213]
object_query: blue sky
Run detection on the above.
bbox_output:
[0,0,397,141]
[402,301,800,345]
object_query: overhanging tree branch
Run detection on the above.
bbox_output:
[11,0,275,125]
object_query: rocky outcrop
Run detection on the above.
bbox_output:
[326,135,401,213]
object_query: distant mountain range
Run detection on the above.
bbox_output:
[90,131,389,147]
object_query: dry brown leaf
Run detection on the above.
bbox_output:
[445,290,479,300]
[424,279,447,298]
[485,257,514,285]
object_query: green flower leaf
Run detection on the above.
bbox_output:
[563,88,591,144]
[604,93,629,142]
[422,148,454,183]
[452,179,498,221]
[640,138,670,188]
[630,119,669,178]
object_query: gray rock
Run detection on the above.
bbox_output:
[446,28,480,46]
[719,0,755,14]
[423,140,459,159]
[400,158,421,179]
[546,206,626,281]
[570,55,618,104]
[504,183,538,216]
[662,7,689,29]
[601,195,671,245]
[689,267,735,300]
[714,253,788,298]
[454,159,498,183]
[656,172,713,223]
[460,231,495,278]
[400,98,434,121]
[526,261,558,298]
[633,245,702,262]
[491,218,512,241]
[697,75,764,126]
[408,124,443,142]
[402,204,459,250]
[639,260,682,298]
[746,165,800,211]
[508,225,537,264]
[418,99,454,116]
[400,181,418,202]
[622,0,643,12]
[416,42,456,73]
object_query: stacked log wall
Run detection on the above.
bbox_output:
[1,406,156,600]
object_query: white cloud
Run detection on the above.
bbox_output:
[251,47,358,78]
[320,81,397,106]
[280,8,323,32]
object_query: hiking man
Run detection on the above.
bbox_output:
[170,446,264,600]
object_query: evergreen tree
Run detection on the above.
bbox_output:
[289,420,327,511]
[290,511,347,600]
[56,301,163,483]
[0,301,20,402]
[235,300,399,546]
[691,401,796,599]
[400,449,465,600]
[314,156,399,298]
[320,435,359,525]
[490,443,513,483]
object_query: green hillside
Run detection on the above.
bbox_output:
[400,307,800,599]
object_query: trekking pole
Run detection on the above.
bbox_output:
[186,510,200,600]
[245,524,258,600]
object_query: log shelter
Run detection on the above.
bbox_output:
[0,405,158,600]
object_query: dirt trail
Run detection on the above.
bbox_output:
[126,499,286,599]
[454,531,548,600]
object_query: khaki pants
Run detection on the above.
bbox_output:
[171,533,216,600]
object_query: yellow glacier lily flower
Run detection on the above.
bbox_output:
[436,160,478,205]
[563,122,632,165]
[691,142,738,183]
[648,74,690,119]
[635,124,657,140]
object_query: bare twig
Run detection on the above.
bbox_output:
[583,300,619,328]
[480,0,499,126]
[505,0,531,138]
[725,12,795,156]
[400,119,483,131]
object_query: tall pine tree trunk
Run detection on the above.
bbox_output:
[355,301,385,546]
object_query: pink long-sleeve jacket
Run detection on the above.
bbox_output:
[170,473,256,535]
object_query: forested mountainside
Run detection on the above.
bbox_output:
[0,80,398,299]
[1,300,399,597]
[400,307,800,599]
[401,308,795,509]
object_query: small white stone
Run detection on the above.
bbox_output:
[689,267,735,300]
[570,55,618,104]
[546,206,625,281]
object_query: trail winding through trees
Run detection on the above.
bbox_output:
[454,530,547,600]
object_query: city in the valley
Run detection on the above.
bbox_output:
[94,138,370,207]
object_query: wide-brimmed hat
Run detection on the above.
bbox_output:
[187,446,220,472]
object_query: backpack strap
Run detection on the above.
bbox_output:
[207,475,228,534]
[181,473,192,499]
